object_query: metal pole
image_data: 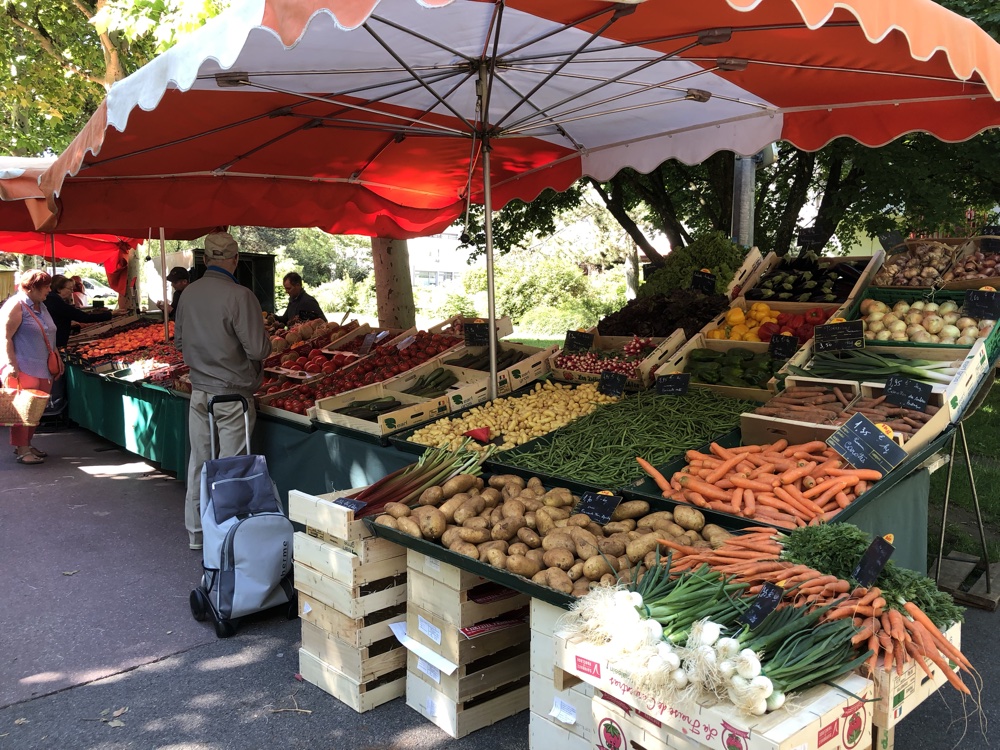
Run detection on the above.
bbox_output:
[50,234,56,276]
[959,422,992,593]
[731,155,755,247]
[479,65,498,401]
[934,430,958,583]
[160,229,169,342]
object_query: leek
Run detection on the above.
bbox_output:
[789,350,961,384]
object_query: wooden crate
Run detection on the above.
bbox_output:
[294,532,406,588]
[380,360,491,413]
[310,382,450,437]
[407,549,485,589]
[288,488,372,543]
[529,711,592,750]
[298,592,405,649]
[301,619,406,684]
[739,376,862,447]
[549,329,686,390]
[870,623,961,729]
[406,642,529,703]
[299,648,405,713]
[405,671,529,739]
[657,333,774,403]
[551,632,875,750]
[406,602,529,665]
[293,561,405,620]
[407,566,530,628]
[303,526,402,565]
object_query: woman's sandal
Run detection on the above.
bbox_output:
[15,451,44,465]
[11,447,47,458]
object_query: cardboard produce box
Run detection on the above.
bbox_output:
[658,334,773,403]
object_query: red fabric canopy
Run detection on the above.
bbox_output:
[0,231,140,296]
[34,0,1000,238]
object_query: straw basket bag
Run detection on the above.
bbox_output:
[0,378,50,427]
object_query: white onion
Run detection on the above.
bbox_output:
[957,335,977,345]
[940,324,961,340]
[905,324,926,337]
[663,651,681,670]
[956,317,978,330]
[876,330,892,341]
[939,337,957,345]
[910,300,926,310]
[735,649,762,679]
[881,313,899,326]
[904,311,924,326]
[942,312,960,325]
[930,334,941,343]
[923,302,940,313]
[765,690,787,712]
[892,331,909,341]
[893,301,911,315]
[889,320,907,334]
[962,326,980,338]
[671,668,688,689]
[867,320,885,334]
[867,311,886,323]
[869,301,889,314]
[938,301,959,315]
[922,314,944,334]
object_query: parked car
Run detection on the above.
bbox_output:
[80,278,118,300]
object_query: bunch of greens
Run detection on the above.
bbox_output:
[639,231,748,298]
[597,289,730,338]
[779,524,964,628]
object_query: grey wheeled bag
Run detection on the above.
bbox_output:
[189,394,296,638]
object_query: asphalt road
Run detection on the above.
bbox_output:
[0,426,995,749]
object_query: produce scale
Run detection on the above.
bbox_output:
[61,239,999,750]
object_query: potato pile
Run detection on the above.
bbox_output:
[374,473,732,597]
[406,380,617,453]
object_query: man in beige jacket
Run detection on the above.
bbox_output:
[175,232,272,550]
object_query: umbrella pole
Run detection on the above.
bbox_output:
[50,234,56,276]
[482,150,498,403]
[160,229,169,342]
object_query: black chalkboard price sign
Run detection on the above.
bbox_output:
[333,496,367,513]
[884,375,932,413]
[463,320,490,347]
[564,330,595,353]
[656,372,690,395]
[826,413,907,474]
[979,227,1000,254]
[963,289,1000,320]
[598,369,628,397]
[814,321,865,353]
[852,535,895,587]
[691,270,717,295]
[768,334,800,361]
[738,582,784,628]
[574,491,624,526]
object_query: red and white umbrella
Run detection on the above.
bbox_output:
[35,0,1000,391]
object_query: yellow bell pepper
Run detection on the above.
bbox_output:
[743,331,762,343]
[706,328,726,340]
[725,308,746,326]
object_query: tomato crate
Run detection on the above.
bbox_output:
[441,342,559,396]
[548,329,686,390]
[551,631,875,750]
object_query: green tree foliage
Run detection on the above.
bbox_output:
[282,229,373,287]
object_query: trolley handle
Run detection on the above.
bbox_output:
[207,394,251,458]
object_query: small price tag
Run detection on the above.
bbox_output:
[598,369,628,397]
[979,227,1000,254]
[852,536,895,587]
[814,321,865,353]
[333,496,367,512]
[884,375,932,412]
[738,582,784,628]
[357,333,378,356]
[826,413,908,474]
[463,319,490,347]
[656,372,690,395]
[396,335,417,350]
[574,490,623,526]
[564,329,595,353]
[691,270,717,295]
[963,289,1000,319]
[768,334,800,361]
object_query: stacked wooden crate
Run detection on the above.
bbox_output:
[403,550,532,738]
[288,488,408,712]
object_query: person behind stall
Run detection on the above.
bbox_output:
[175,232,272,550]
[0,269,64,464]
[45,275,113,348]
[71,276,88,308]
[156,266,190,319]
[275,271,324,324]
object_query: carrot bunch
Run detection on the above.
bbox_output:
[654,529,975,695]
[638,439,880,528]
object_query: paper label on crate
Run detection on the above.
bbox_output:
[387,622,458,675]
[574,656,601,679]
[416,657,441,683]
[418,615,442,645]
[424,556,441,573]
[459,616,525,639]
[357,333,378,356]
[332,496,367,512]
[549,697,577,725]
[425,698,436,717]
[817,718,839,746]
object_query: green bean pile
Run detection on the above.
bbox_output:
[500,389,757,488]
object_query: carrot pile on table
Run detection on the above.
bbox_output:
[638,439,879,528]
[655,527,974,695]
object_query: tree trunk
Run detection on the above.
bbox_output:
[371,237,416,328]
[624,244,639,299]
